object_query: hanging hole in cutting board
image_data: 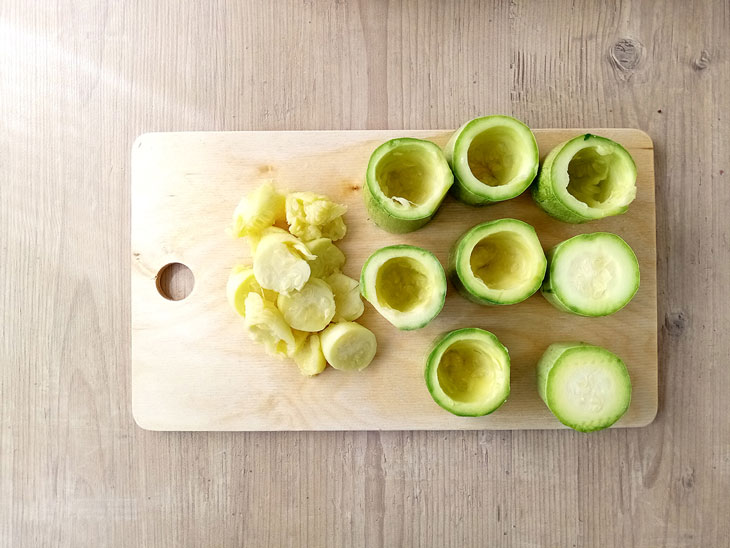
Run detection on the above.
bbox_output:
[156,263,194,301]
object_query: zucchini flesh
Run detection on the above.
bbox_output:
[276,278,336,332]
[449,218,546,305]
[320,321,377,371]
[541,232,639,316]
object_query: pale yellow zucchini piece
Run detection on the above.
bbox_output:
[226,265,277,317]
[277,278,336,332]
[243,293,296,357]
[253,227,315,293]
[320,322,377,371]
[326,272,364,321]
[231,181,286,238]
[289,333,327,376]
[306,238,346,279]
[285,191,348,242]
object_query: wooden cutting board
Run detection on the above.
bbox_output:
[131,129,657,431]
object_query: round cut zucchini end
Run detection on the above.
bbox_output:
[537,342,632,432]
[541,232,640,317]
[320,322,377,371]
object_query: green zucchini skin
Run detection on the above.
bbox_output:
[362,182,432,234]
[448,173,491,205]
[531,144,590,223]
[447,230,485,305]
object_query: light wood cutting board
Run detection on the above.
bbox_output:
[131,129,657,431]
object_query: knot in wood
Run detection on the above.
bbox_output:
[610,38,644,74]
[693,50,710,71]
[664,311,687,337]
[680,467,695,489]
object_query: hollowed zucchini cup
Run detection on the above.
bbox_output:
[444,115,539,205]
[449,218,547,305]
[360,244,447,330]
[425,328,510,416]
[532,133,637,223]
[364,138,453,233]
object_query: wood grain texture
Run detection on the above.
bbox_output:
[1,0,728,546]
[131,128,657,431]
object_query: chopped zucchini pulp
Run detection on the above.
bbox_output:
[228,182,374,376]
[320,321,377,371]
[426,328,510,416]
[277,278,336,332]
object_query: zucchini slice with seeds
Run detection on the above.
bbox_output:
[276,278,336,332]
[541,232,640,316]
[320,322,377,372]
[537,342,632,432]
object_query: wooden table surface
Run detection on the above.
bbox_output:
[2,1,728,546]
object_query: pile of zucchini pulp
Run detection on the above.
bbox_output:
[361,116,639,432]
